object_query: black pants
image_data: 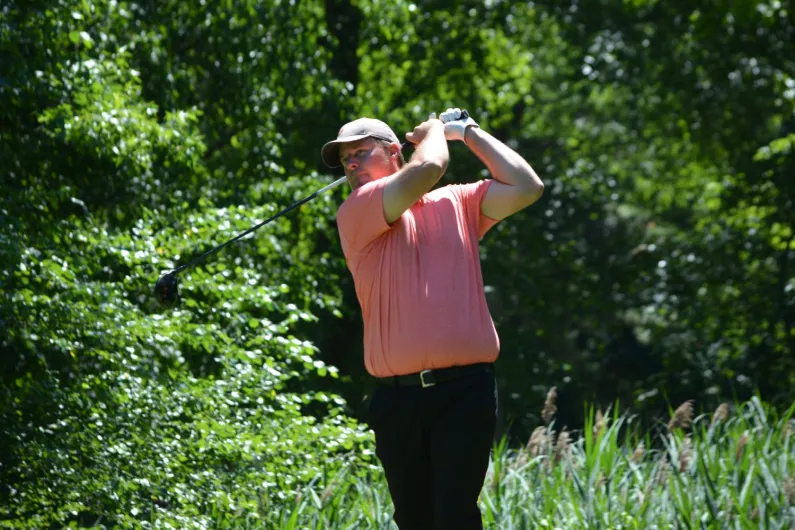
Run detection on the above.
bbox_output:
[368,366,498,530]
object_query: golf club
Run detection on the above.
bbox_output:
[153,110,466,307]
[154,175,348,306]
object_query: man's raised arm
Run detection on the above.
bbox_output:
[383,117,449,224]
[441,108,544,221]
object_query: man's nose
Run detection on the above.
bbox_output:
[346,159,358,172]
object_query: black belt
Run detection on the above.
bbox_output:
[377,362,493,388]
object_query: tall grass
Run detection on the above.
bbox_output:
[258,396,795,529]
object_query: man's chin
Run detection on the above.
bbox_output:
[351,175,373,189]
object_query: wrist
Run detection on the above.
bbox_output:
[463,124,479,145]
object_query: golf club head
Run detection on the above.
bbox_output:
[154,270,179,307]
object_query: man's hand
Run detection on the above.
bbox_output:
[405,113,444,145]
[439,107,479,143]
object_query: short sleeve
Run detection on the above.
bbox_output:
[453,179,500,240]
[336,177,392,255]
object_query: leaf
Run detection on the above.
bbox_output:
[79,31,93,49]
[753,134,795,161]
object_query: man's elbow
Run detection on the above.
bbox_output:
[519,173,544,204]
[530,179,544,201]
[422,157,448,180]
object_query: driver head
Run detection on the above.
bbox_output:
[154,270,179,307]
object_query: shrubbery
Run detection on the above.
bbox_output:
[3,0,794,527]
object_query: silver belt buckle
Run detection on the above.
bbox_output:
[420,369,436,388]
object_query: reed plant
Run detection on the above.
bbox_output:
[264,395,795,529]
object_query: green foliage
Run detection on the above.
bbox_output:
[1,0,362,526]
[474,397,795,529]
[4,368,374,528]
[2,0,795,526]
[162,398,793,529]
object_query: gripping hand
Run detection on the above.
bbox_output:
[439,107,479,143]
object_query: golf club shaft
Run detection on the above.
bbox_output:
[173,176,348,274]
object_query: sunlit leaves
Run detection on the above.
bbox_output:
[2,0,366,526]
[3,0,795,526]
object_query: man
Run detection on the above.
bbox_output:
[321,108,543,529]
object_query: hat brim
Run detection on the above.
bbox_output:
[321,134,372,168]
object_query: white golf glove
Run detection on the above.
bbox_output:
[439,107,479,143]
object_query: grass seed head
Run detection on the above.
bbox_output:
[668,400,694,431]
[632,441,646,463]
[736,432,749,462]
[678,436,692,473]
[656,456,669,486]
[593,409,606,439]
[554,428,571,463]
[711,403,729,426]
[527,426,548,457]
[512,451,529,470]
[542,387,558,424]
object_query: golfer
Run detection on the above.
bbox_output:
[321,108,543,529]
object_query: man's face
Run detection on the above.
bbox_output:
[339,137,398,190]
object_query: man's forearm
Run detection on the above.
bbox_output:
[396,124,450,195]
[382,123,449,223]
[465,127,543,193]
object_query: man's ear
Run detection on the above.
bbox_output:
[390,142,401,158]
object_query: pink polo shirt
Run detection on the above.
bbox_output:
[336,176,501,377]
